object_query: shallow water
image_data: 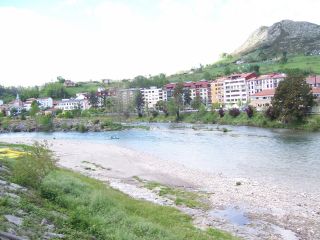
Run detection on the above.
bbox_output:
[1,123,320,193]
[210,207,250,226]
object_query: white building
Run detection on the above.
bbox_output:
[56,99,90,111]
[247,73,286,96]
[37,97,53,109]
[141,86,163,109]
[24,97,53,111]
[223,73,257,106]
[0,100,3,106]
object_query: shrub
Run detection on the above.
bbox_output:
[229,108,240,117]
[245,106,254,118]
[151,110,159,118]
[13,142,56,188]
[265,106,278,120]
[218,108,224,118]
[76,124,88,133]
[93,119,100,125]
[37,115,53,131]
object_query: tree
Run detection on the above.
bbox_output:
[134,91,144,117]
[248,65,260,75]
[272,71,315,123]
[203,71,212,80]
[218,108,224,118]
[191,95,203,110]
[88,91,99,108]
[155,100,169,116]
[57,76,66,84]
[173,82,184,119]
[224,66,232,75]
[279,51,288,64]
[30,100,40,117]
[245,106,254,118]
[183,89,192,106]
[41,82,69,99]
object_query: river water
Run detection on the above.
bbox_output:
[1,123,319,193]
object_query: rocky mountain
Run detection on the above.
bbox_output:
[233,20,320,58]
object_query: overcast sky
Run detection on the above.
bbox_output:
[0,0,319,86]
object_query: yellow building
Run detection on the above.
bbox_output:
[211,77,225,106]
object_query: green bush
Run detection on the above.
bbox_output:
[36,115,53,131]
[13,142,56,188]
[76,124,88,133]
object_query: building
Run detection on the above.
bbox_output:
[163,80,211,105]
[211,77,225,106]
[250,88,320,112]
[223,72,257,106]
[37,98,53,109]
[24,97,53,111]
[116,88,139,107]
[306,75,320,88]
[55,99,90,111]
[0,100,3,106]
[141,86,163,109]
[247,73,286,96]
[64,80,76,87]
[250,89,276,111]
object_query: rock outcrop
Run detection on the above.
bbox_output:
[233,20,320,57]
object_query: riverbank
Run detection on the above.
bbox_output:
[1,111,320,133]
[0,117,149,133]
[0,141,235,240]
[1,137,319,239]
[127,111,320,132]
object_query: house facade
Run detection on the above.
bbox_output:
[56,99,90,111]
[163,80,211,105]
[223,73,257,106]
[141,86,163,109]
[211,77,225,106]
[247,73,286,96]
[250,89,276,111]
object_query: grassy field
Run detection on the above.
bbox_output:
[166,55,320,83]
[0,142,237,240]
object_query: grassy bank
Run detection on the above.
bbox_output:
[0,142,237,240]
[127,111,320,131]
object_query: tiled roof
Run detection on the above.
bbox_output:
[252,89,276,97]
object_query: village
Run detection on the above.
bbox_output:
[0,72,320,117]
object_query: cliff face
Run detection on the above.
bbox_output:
[233,20,320,57]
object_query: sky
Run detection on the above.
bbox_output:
[0,0,320,86]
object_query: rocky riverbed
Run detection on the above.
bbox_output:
[1,137,319,240]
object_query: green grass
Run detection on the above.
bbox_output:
[0,142,237,240]
[144,181,209,209]
[166,55,320,83]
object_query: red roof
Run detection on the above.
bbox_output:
[306,75,320,85]
[252,89,276,97]
[312,88,320,94]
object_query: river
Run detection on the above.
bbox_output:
[1,123,319,194]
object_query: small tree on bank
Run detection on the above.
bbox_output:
[173,83,184,120]
[272,71,315,123]
[134,91,144,117]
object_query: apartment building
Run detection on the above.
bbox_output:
[116,88,139,107]
[247,73,286,96]
[141,86,163,109]
[163,80,211,105]
[211,77,225,106]
[223,73,257,106]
